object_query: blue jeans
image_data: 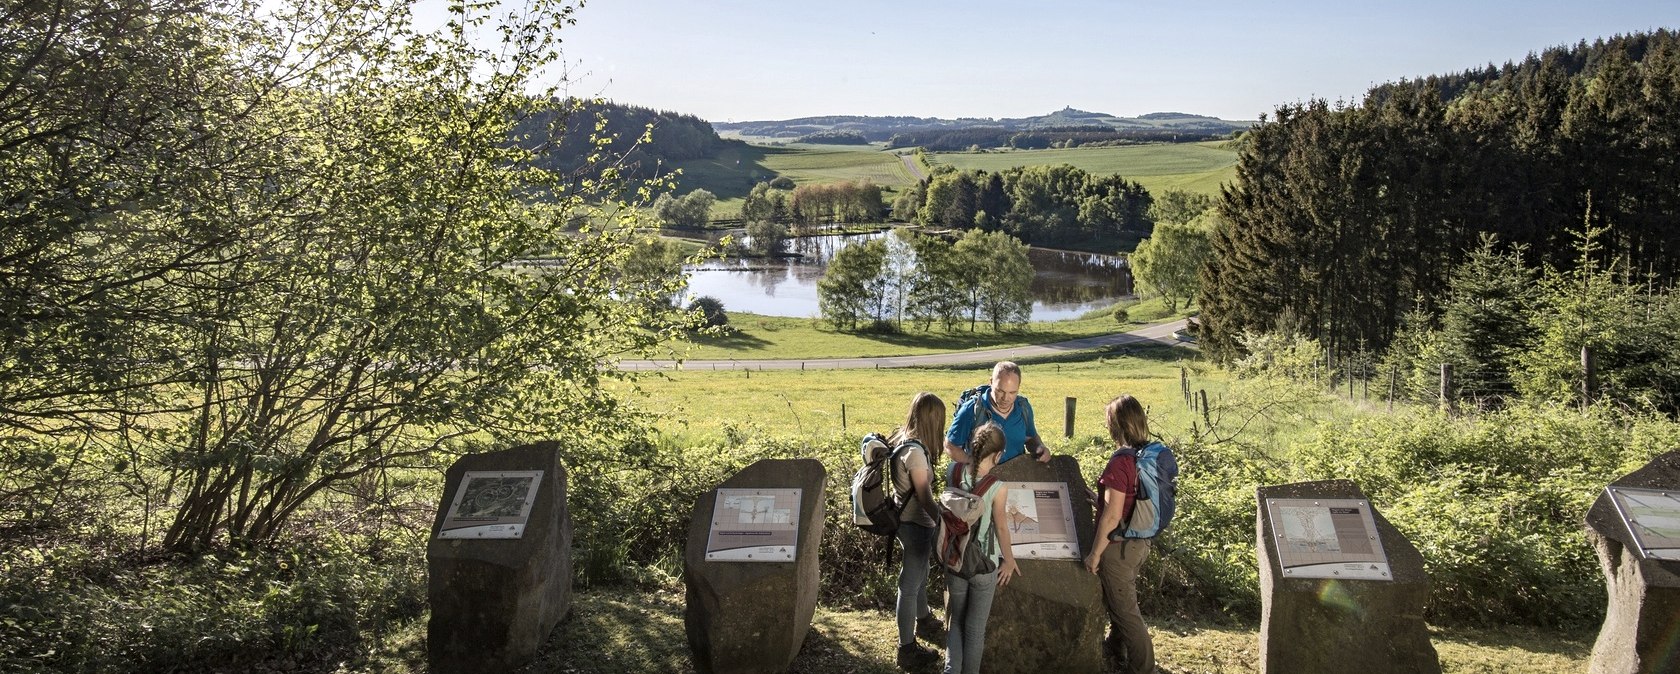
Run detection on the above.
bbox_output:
[943,569,998,674]
[895,522,935,645]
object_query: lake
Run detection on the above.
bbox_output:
[678,230,1134,321]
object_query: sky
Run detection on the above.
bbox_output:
[467,0,1679,123]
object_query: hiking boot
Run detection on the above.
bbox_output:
[915,614,945,642]
[896,642,939,670]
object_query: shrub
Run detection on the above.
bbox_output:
[687,296,728,329]
[769,176,795,190]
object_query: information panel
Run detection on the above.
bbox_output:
[705,488,802,562]
[1264,498,1392,580]
[1002,481,1081,560]
[436,470,544,539]
[1607,486,1680,561]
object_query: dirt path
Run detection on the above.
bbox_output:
[618,319,1189,371]
[899,152,926,181]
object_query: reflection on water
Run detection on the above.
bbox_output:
[681,230,1133,321]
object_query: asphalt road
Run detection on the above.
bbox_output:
[618,319,1189,371]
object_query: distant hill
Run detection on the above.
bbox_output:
[517,99,736,180]
[713,108,1255,149]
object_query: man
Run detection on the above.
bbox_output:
[944,361,1052,468]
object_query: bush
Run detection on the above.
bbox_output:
[1113,307,1129,324]
[687,296,728,329]
[0,524,427,672]
[769,176,795,190]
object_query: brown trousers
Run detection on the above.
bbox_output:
[1099,538,1154,674]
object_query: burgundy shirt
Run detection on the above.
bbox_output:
[1096,450,1139,528]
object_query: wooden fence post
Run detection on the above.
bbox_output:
[1064,397,1076,438]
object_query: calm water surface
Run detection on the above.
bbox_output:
[680,231,1133,321]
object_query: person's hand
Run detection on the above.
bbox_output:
[1035,448,1052,463]
[998,558,1022,587]
[1084,551,1101,575]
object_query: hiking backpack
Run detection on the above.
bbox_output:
[1115,441,1179,539]
[935,473,1001,578]
[958,385,993,428]
[849,433,920,536]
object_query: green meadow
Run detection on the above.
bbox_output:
[667,142,917,218]
[926,142,1239,196]
[666,140,1239,220]
[623,348,1219,447]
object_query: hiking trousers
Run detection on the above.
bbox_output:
[894,522,935,646]
[1099,538,1154,674]
[943,569,998,674]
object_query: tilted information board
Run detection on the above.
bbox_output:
[1002,481,1081,560]
[436,470,543,539]
[1606,486,1680,561]
[705,488,802,562]
[1264,497,1392,580]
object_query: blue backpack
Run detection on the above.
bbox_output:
[1115,441,1178,539]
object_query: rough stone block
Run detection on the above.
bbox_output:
[1257,479,1439,674]
[978,455,1105,674]
[1586,450,1680,674]
[684,458,827,674]
[426,442,572,674]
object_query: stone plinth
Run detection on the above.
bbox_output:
[684,458,827,674]
[1257,480,1439,674]
[978,455,1105,674]
[1586,450,1680,674]
[426,442,572,674]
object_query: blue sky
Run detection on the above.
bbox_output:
[498,0,1678,122]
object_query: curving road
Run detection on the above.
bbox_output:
[618,319,1189,371]
[899,152,927,182]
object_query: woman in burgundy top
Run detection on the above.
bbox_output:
[1084,395,1155,674]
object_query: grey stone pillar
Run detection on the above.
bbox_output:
[1257,479,1439,674]
[684,458,827,674]
[979,454,1105,673]
[426,442,572,673]
[1586,450,1680,674]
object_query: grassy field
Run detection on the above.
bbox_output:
[361,587,1595,674]
[658,296,1187,362]
[926,142,1239,197]
[666,142,917,218]
[620,348,1223,446]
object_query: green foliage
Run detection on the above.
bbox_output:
[1230,331,1326,382]
[687,296,729,329]
[0,525,427,672]
[915,164,1152,250]
[1202,31,1680,362]
[654,189,718,228]
[789,181,885,225]
[1130,217,1213,312]
[954,230,1035,331]
[1284,405,1673,626]
[1148,190,1217,225]
[745,219,790,256]
[818,239,889,330]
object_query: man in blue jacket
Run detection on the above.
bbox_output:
[944,361,1052,468]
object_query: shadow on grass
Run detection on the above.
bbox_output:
[1430,623,1596,658]
[689,328,774,352]
[669,143,789,201]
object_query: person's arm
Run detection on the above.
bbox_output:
[1024,399,1051,463]
[1084,485,1131,574]
[944,439,973,465]
[944,399,976,464]
[909,465,937,518]
[993,485,1021,586]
